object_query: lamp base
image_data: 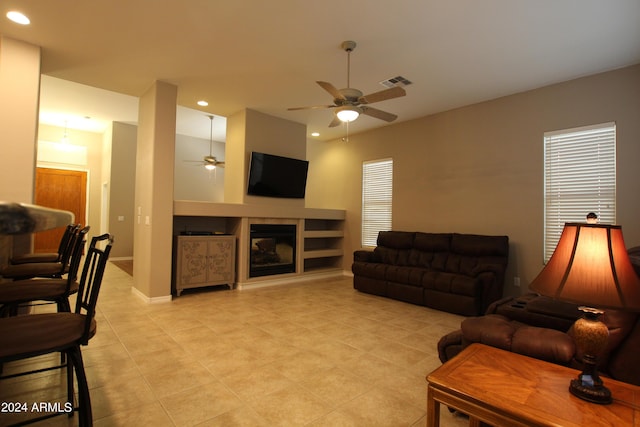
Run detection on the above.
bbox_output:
[569,376,612,404]
[570,308,612,405]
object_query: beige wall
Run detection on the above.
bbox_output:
[133,81,177,300]
[0,37,40,204]
[174,134,225,202]
[306,64,640,297]
[108,122,137,258]
[0,37,41,260]
[225,108,307,207]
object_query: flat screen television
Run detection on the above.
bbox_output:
[247,152,309,199]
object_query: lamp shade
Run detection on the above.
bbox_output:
[530,223,640,311]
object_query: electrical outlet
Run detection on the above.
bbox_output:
[514,277,521,287]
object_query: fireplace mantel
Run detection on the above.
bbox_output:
[174,200,344,221]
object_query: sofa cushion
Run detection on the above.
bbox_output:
[377,231,415,249]
[461,314,575,364]
[413,232,451,251]
[374,247,411,266]
[385,266,425,286]
[408,250,449,270]
[408,233,451,270]
[461,314,516,351]
[444,253,476,276]
[421,271,479,297]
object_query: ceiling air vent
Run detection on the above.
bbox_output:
[379,76,412,88]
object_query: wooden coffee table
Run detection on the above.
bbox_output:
[426,343,640,427]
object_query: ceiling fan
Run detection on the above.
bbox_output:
[288,40,406,127]
[186,115,225,170]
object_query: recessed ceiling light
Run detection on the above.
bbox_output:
[311,132,320,137]
[7,11,30,25]
[197,100,208,107]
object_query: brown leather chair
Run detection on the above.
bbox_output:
[438,246,640,386]
[438,293,640,386]
[0,233,113,426]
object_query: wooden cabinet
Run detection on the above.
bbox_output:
[175,235,235,296]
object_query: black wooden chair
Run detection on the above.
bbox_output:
[0,233,113,426]
[0,226,89,317]
[10,223,79,264]
[0,225,88,280]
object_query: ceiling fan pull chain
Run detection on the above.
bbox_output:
[346,49,351,89]
[208,115,214,156]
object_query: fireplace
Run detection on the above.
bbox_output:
[249,224,296,277]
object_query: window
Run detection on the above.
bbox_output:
[362,158,393,247]
[544,122,616,261]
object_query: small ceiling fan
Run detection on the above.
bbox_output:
[288,40,406,127]
[186,115,225,170]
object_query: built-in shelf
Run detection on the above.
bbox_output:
[303,230,344,238]
[301,218,344,274]
[303,248,343,259]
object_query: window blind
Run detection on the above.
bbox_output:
[362,158,393,247]
[544,122,616,261]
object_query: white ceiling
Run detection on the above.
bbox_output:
[2,0,640,142]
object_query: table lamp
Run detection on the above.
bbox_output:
[529,222,640,404]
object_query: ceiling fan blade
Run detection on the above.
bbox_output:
[216,161,225,168]
[288,104,335,111]
[361,106,398,122]
[359,86,406,104]
[317,81,346,101]
[328,115,342,128]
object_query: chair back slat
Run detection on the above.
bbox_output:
[58,224,81,266]
[75,233,113,344]
[65,226,90,284]
[55,223,79,262]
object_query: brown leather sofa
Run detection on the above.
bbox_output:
[438,246,640,386]
[352,231,509,316]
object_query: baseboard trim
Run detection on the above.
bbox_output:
[131,286,172,304]
[109,256,133,262]
[236,270,347,290]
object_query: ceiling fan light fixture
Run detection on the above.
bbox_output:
[336,107,360,123]
[204,163,216,171]
[7,11,30,25]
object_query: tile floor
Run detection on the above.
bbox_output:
[1,263,471,426]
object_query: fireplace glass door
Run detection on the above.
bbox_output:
[249,224,296,277]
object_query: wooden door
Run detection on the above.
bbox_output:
[34,168,87,253]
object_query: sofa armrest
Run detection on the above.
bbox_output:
[486,296,517,314]
[475,270,505,314]
[437,330,463,364]
[353,249,375,263]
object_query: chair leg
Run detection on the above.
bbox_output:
[67,346,92,427]
[66,351,75,418]
[58,298,71,366]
